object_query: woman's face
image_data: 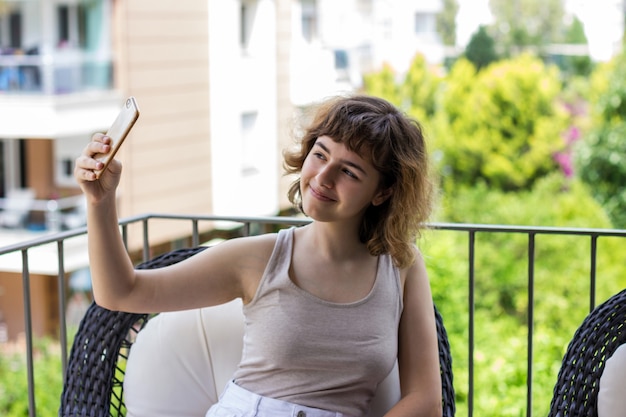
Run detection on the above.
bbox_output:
[299,136,389,224]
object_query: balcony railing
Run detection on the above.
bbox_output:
[1,213,626,417]
[0,194,86,232]
[0,50,112,95]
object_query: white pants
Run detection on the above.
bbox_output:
[205,381,352,417]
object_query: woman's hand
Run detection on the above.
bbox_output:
[74,133,122,204]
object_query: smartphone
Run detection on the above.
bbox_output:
[94,96,140,178]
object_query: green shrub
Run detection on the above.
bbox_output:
[435,54,569,192]
[0,337,64,416]
[577,52,626,228]
[362,63,402,107]
[363,53,443,126]
[401,53,443,122]
[424,173,625,417]
[464,25,499,70]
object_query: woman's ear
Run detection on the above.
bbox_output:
[372,187,393,206]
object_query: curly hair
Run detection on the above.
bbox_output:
[283,94,435,268]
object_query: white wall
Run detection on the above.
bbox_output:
[208,0,279,217]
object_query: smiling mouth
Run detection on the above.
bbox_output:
[310,186,336,202]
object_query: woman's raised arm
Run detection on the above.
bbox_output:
[74,133,274,313]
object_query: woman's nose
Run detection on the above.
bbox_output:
[316,165,335,188]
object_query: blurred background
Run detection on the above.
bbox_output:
[1,1,626,415]
[0,0,623,239]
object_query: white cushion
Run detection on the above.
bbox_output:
[124,300,244,417]
[124,298,400,416]
[598,343,626,417]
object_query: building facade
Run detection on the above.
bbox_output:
[0,0,445,340]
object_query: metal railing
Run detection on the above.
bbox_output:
[1,213,626,417]
[0,194,85,232]
[0,53,113,95]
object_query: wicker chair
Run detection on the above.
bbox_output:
[548,288,626,417]
[59,246,456,417]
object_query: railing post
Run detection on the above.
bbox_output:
[192,220,200,247]
[21,250,37,417]
[1,216,625,417]
[527,233,536,417]
[468,230,476,417]
[142,219,150,262]
[122,224,129,249]
[589,235,598,312]
[57,241,69,376]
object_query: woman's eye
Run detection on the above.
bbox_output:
[313,152,325,160]
[343,169,358,179]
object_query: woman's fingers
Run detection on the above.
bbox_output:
[75,134,111,182]
[86,134,111,157]
[74,156,99,182]
[74,158,100,181]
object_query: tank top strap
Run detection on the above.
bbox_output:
[248,226,295,304]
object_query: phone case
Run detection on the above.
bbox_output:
[94,96,140,178]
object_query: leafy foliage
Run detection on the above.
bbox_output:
[0,338,64,416]
[362,53,442,128]
[577,52,626,228]
[464,25,499,70]
[401,53,443,122]
[436,54,568,192]
[364,50,626,416]
[435,0,459,46]
[557,16,593,77]
[488,0,566,55]
[425,174,625,417]
[362,63,401,107]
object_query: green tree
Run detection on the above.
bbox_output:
[362,63,401,107]
[363,54,442,129]
[0,338,64,416]
[427,173,624,417]
[401,53,442,122]
[436,0,459,46]
[559,16,593,77]
[464,25,499,70]
[489,0,566,56]
[435,53,568,192]
[576,52,626,228]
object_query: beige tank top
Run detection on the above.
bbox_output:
[232,227,403,416]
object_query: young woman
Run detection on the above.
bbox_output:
[74,94,442,417]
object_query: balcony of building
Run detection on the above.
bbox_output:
[1,213,625,416]
[0,0,121,140]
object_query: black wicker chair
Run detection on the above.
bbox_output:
[548,288,626,417]
[59,246,455,417]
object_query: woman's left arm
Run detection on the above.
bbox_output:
[385,249,442,417]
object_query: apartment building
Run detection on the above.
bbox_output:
[0,0,444,340]
[0,0,296,341]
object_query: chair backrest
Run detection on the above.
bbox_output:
[59,246,456,417]
[548,288,626,417]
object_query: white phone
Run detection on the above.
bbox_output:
[94,96,140,179]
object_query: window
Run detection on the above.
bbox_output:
[415,12,436,35]
[0,7,22,49]
[54,136,86,187]
[240,0,257,50]
[57,3,88,48]
[334,49,348,70]
[57,6,69,45]
[241,112,259,176]
[0,139,25,197]
[8,11,21,48]
[301,0,318,43]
